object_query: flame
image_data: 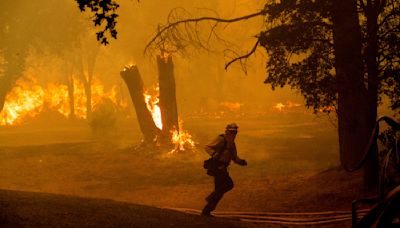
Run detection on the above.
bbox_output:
[319,106,335,113]
[220,102,242,111]
[169,120,195,153]
[273,101,301,112]
[143,86,162,129]
[160,52,170,63]
[0,76,127,125]
[0,78,45,125]
[274,102,286,111]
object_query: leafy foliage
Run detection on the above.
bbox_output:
[75,0,120,45]
[260,0,336,113]
[89,98,117,135]
[260,0,399,113]
[372,0,400,110]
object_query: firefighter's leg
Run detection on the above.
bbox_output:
[202,170,233,216]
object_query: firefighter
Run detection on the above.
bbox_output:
[201,123,247,217]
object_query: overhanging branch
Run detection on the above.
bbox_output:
[224,40,260,70]
[144,9,267,54]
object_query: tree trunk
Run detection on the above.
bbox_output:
[84,82,92,120]
[157,55,179,139]
[0,78,9,113]
[331,0,378,187]
[0,55,24,113]
[67,74,75,119]
[363,0,381,188]
[85,48,97,120]
[120,65,160,144]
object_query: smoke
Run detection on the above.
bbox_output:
[0,0,311,147]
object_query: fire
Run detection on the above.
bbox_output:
[319,106,335,113]
[142,85,195,153]
[274,102,286,111]
[160,51,170,63]
[170,120,195,153]
[220,102,242,111]
[273,101,301,112]
[143,86,162,129]
[0,78,45,125]
[0,76,127,125]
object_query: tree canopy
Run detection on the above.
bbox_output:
[75,0,120,45]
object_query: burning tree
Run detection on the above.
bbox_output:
[120,65,161,144]
[157,53,179,141]
[120,56,194,152]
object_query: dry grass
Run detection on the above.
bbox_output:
[0,115,375,227]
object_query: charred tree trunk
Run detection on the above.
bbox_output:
[157,55,179,139]
[120,65,159,144]
[332,0,378,187]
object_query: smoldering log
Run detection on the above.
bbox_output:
[120,65,159,144]
[157,55,179,136]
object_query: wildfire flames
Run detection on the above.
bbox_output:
[0,76,126,125]
[143,86,163,130]
[220,102,242,112]
[170,121,195,153]
[0,80,45,125]
[273,101,335,113]
[273,101,301,112]
[143,85,195,152]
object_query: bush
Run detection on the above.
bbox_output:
[89,98,117,136]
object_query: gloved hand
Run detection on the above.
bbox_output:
[239,159,247,166]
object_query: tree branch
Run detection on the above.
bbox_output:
[144,9,267,54]
[224,40,260,70]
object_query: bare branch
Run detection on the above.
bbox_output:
[224,40,260,70]
[144,9,267,54]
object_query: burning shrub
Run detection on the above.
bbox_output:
[89,98,117,135]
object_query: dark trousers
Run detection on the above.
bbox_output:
[202,169,234,214]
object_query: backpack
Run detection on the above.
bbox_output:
[203,135,227,176]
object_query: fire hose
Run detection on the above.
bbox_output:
[344,116,400,173]
[347,116,400,227]
[163,207,371,225]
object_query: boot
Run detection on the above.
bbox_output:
[201,204,214,217]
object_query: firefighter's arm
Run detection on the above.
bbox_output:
[232,143,247,166]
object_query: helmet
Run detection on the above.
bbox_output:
[225,123,239,132]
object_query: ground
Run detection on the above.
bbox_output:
[0,113,377,227]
